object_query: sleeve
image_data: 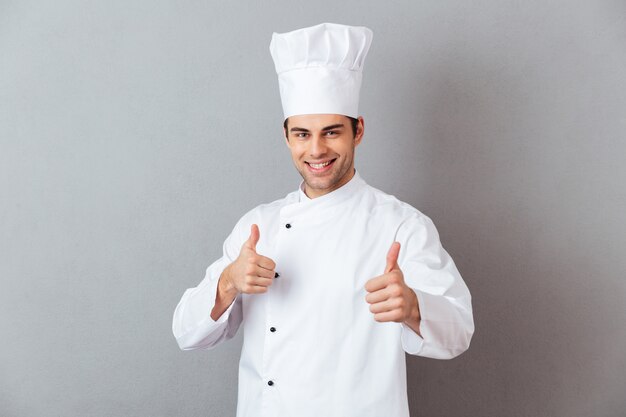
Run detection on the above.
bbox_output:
[395,212,474,359]
[172,217,247,351]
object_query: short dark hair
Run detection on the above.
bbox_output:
[283,116,359,138]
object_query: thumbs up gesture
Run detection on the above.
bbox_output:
[223,224,277,295]
[364,242,421,332]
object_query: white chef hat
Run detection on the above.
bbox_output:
[269,22,373,119]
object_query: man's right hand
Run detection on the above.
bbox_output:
[222,224,276,294]
[211,224,276,320]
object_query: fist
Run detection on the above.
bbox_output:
[364,241,420,324]
[225,224,276,295]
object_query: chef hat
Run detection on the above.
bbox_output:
[269,22,373,119]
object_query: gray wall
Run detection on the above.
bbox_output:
[1,1,625,416]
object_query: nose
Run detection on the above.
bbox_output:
[309,134,328,158]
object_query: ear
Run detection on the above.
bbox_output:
[355,116,365,146]
[283,118,290,146]
[284,127,290,147]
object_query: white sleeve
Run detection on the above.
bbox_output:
[395,213,474,359]
[172,220,245,351]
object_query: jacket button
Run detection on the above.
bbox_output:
[270,327,276,332]
[268,380,274,386]
[285,223,291,229]
[274,272,280,278]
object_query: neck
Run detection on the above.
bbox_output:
[304,167,356,199]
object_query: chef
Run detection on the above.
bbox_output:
[172,22,474,417]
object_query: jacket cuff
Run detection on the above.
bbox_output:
[401,322,425,354]
[173,271,237,349]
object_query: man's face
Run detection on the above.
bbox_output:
[284,114,364,199]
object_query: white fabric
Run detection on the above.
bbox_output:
[269,23,373,119]
[172,170,474,417]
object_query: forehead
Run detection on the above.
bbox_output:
[287,114,349,129]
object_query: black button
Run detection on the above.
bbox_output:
[274,272,280,278]
[270,327,276,332]
[268,380,274,386]
[285,223,291,229]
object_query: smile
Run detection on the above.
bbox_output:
[306,159,336,172]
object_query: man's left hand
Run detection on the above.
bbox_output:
[364,241,421,336]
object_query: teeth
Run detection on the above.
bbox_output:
[309,160,332,169]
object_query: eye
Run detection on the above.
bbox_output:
[295,132,308,139]
[324,131,338,137]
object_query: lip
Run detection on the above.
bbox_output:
[305,158,336,173]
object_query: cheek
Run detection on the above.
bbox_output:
[338,145,353,158]
[292,145,308,159]
[289,148,304,161]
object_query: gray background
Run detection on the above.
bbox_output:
[1,1,625,416]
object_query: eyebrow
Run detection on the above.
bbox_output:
[289,123,345,133]
[321,124,345,131]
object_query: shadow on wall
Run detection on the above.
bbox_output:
[398,47,625,416]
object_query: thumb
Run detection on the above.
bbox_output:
[244,224,260,251]
[385,241,401,273]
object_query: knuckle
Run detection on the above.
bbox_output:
[390,285,402,297]
[389,273,401,284]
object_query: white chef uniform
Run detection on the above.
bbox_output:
[172,169,474,417]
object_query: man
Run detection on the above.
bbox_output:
[173,23,474,417]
